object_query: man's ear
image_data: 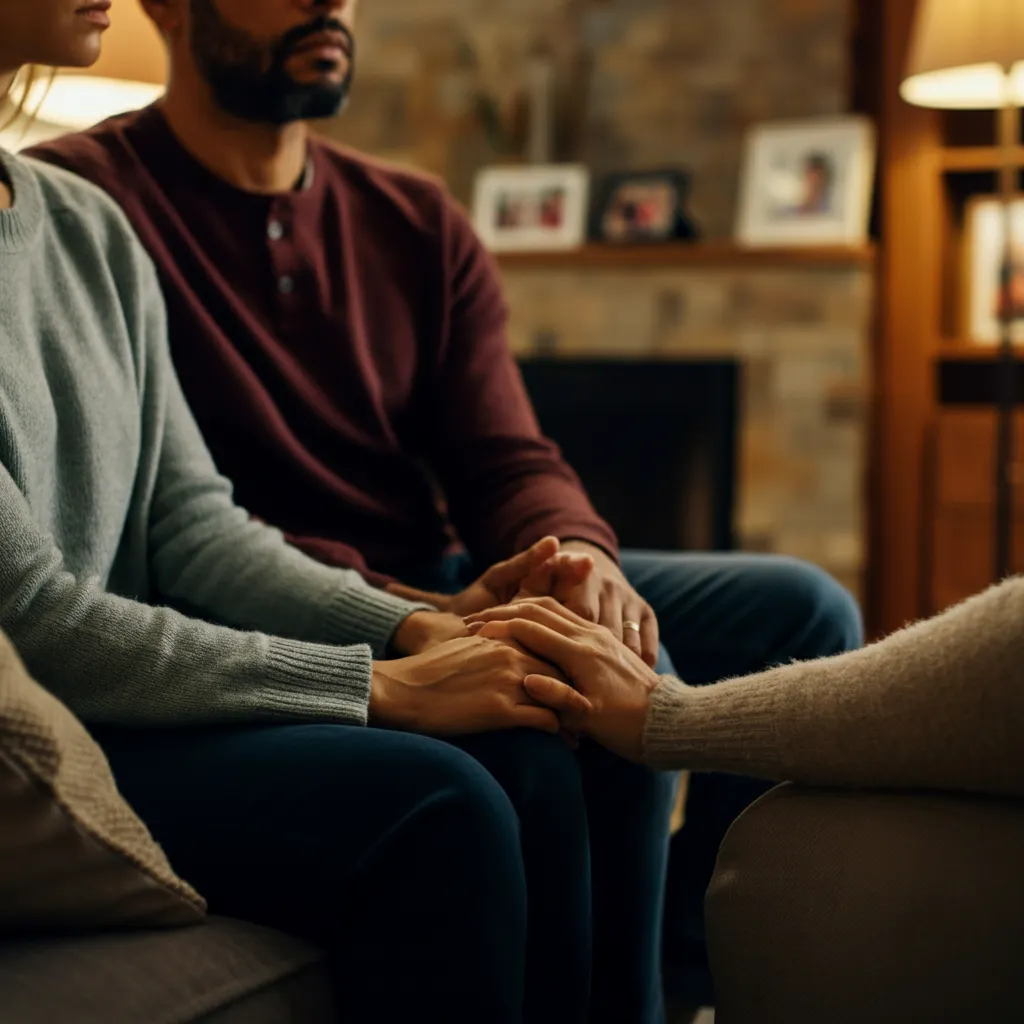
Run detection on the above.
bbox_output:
[139,0,185,39]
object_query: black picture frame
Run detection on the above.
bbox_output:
[589,169,699,245]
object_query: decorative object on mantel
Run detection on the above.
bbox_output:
[523,51,557,166]
[473,165,591,253]
[590,170,700,245]
[964,196,1024,346]
[735,117,876,247]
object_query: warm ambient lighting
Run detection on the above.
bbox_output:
[900,0,1024,109]
[19,76,164,131]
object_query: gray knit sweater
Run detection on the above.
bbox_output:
[0,150,429,727]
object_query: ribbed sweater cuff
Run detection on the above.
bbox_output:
[321,585,434,658]
[642,675,783,775]
[261,637,374,725]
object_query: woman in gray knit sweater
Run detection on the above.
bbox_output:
[0,7,658,1024]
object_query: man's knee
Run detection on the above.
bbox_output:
[403,736,523,850]
[454,729,586,824]
[767,558,863,657]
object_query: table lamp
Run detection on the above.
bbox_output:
[901,0,1024,581]
[4,1,165,146]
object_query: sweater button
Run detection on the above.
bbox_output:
[268,219,284,241]
[278,275,295,295]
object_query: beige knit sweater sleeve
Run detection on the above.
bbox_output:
[642,577,1024,798]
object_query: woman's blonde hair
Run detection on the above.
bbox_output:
[0,66,57,133]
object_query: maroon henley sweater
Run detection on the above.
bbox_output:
[29,108,616,585]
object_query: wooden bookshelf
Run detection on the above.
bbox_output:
[496,242,876,271]
[875,2,1024,632]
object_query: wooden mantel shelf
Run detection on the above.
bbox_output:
[496,241,876,271]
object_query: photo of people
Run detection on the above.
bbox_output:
[473,165,590,252]
[995,243,1024,323]
[601,180,678,242]
[967,198,1024,344]
[736,117,875,246]
[766,151,838,220]
[495,187,567,231]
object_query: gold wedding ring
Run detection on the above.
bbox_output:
[623,620,641,635]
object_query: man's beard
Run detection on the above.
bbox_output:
[189,0,355,125]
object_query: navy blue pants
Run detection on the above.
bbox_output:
[95,552,860,1023]
[401,549,863,1014]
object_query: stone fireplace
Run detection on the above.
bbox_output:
[521,359,738,554]
[501,248,874,601]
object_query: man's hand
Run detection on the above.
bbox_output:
[386,536,594,617]
[370,635,590,738]
[518,541,660,667]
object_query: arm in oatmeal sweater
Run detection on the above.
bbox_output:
[642,578,1024,798]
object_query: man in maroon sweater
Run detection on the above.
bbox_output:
[30,0,863,1017]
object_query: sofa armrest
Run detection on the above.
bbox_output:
[706,783,1024,1024]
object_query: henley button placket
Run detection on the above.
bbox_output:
[268,200,300,306]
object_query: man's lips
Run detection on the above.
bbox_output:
[290,32,351,61]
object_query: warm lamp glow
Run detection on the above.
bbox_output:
[22,77,164,131]
[902,63,1024,109]
[901,0,1024,110]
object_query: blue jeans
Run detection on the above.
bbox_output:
[95,552,860,1022]
[403,549,863,1011]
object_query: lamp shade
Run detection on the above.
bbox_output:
[901,0,1024,109]
[31,1,167,129]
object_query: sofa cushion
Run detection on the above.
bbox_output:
[0,628,204,932]
[0,916,336,1024]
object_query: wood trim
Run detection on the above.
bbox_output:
[495,242,876,271]
[871,0,943,637]
[941,146,1024,172]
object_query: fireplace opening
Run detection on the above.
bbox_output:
[519,360,739,553]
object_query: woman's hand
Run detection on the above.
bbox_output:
[371,634,590,740]
[465,598,662,762]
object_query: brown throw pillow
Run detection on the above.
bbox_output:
[0,628,206,933]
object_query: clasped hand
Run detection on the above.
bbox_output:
[464,598,663,763]
[387,536,660,667]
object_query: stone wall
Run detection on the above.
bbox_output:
[323,0,851,237]
[500,260,874,600]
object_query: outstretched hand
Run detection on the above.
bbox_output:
[464,597,663,762]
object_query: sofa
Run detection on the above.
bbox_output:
[0,626,341,1024]
[706,783,1024,1024]
[0,917,338,1023]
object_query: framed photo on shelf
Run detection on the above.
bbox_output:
[964,196,1024,345]
[735,116,876,246]
[472,164,591,253]
[590,169,699,244]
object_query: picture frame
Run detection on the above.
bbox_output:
[735,116,876,247]
[590,169,699,245]
[472,164,591,253]
[963,196,1024,345]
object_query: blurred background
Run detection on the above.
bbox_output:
[15,0,1024,648]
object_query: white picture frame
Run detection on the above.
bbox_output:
[473,164,591,253]
[964,196,1024,345]
[735,116,876,247]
